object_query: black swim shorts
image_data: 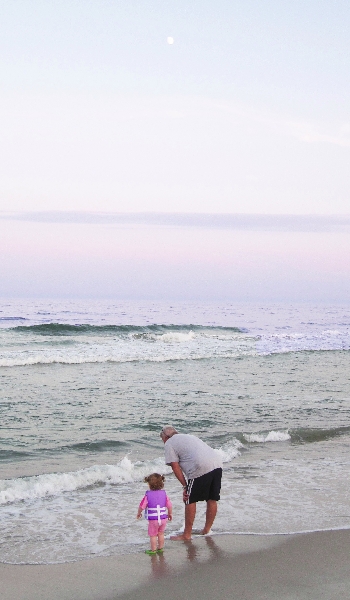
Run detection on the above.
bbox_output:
[186,467,222,504]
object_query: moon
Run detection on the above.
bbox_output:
[167,37,174,45]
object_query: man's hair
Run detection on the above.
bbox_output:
[160,426,178,438]
[144,473,165,490]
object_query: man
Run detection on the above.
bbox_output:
[160,425,223,541]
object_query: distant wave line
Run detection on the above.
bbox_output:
[10,323,246,336]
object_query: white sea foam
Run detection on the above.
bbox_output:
[215,439,243,462]
[0,328,256,367]
[0,439,243,505]
[1,314,350,368]
[0,352,241,367]
[0,457,172,505]
[157,331,195,342]
[243,430,291,443]
[256,328,350,355]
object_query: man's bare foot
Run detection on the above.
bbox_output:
[170,534,192,541]
[198,529,212,536]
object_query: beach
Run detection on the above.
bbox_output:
[2,530,350,600]
[2,0,350,594]
[1,299,350,597]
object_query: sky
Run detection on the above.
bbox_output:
[1,1,349,301]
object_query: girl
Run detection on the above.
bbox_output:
[137,473,172,555]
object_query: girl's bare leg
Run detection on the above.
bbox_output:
[158,532,165,549]
[150,535,157,551]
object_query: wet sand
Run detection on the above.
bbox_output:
[2,530,350,600]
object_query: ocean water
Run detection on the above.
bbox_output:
[1,299,350,564]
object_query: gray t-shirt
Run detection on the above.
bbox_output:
[164,434,223,479]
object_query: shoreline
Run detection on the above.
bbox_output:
[2,529,350,600]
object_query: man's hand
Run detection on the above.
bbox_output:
[182,489,189,503]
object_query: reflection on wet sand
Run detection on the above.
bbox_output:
[149,535,223,580]
[149,553,171,579]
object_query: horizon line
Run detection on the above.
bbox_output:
[1,210,350,232]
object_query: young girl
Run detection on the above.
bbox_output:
[137,473,172,555]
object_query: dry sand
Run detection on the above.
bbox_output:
[2,530,350,600]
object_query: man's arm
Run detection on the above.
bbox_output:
[169,462,189,503]
[169,462,186,486]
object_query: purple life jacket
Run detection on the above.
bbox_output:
[145,490,167,524]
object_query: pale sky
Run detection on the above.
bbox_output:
[1,0,350,214]
[1,213,349,301]
[1,2,350,301]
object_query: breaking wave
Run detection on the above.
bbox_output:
[242,426,350,445]
[1,321,349,369]
[11,323,245,336]
[289,426,350,444]
[0,457,170,505]
[243,430,291,443]
[0,323,255,367]
[0,440,241,505]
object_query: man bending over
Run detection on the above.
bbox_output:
[160,426,223,541]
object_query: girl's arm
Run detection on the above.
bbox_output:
[137,495,148,519]
[166,495,173,521]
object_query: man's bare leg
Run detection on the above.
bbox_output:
[170,503,196,541]
[200,500,217,535]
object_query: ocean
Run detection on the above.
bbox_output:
[1,299,350,564]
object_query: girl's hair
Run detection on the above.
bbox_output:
[144,473,165,490]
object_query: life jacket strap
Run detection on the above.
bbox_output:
[146,504,167,524]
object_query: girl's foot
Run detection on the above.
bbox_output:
[157,548,164,554]
[144,549,157,555]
